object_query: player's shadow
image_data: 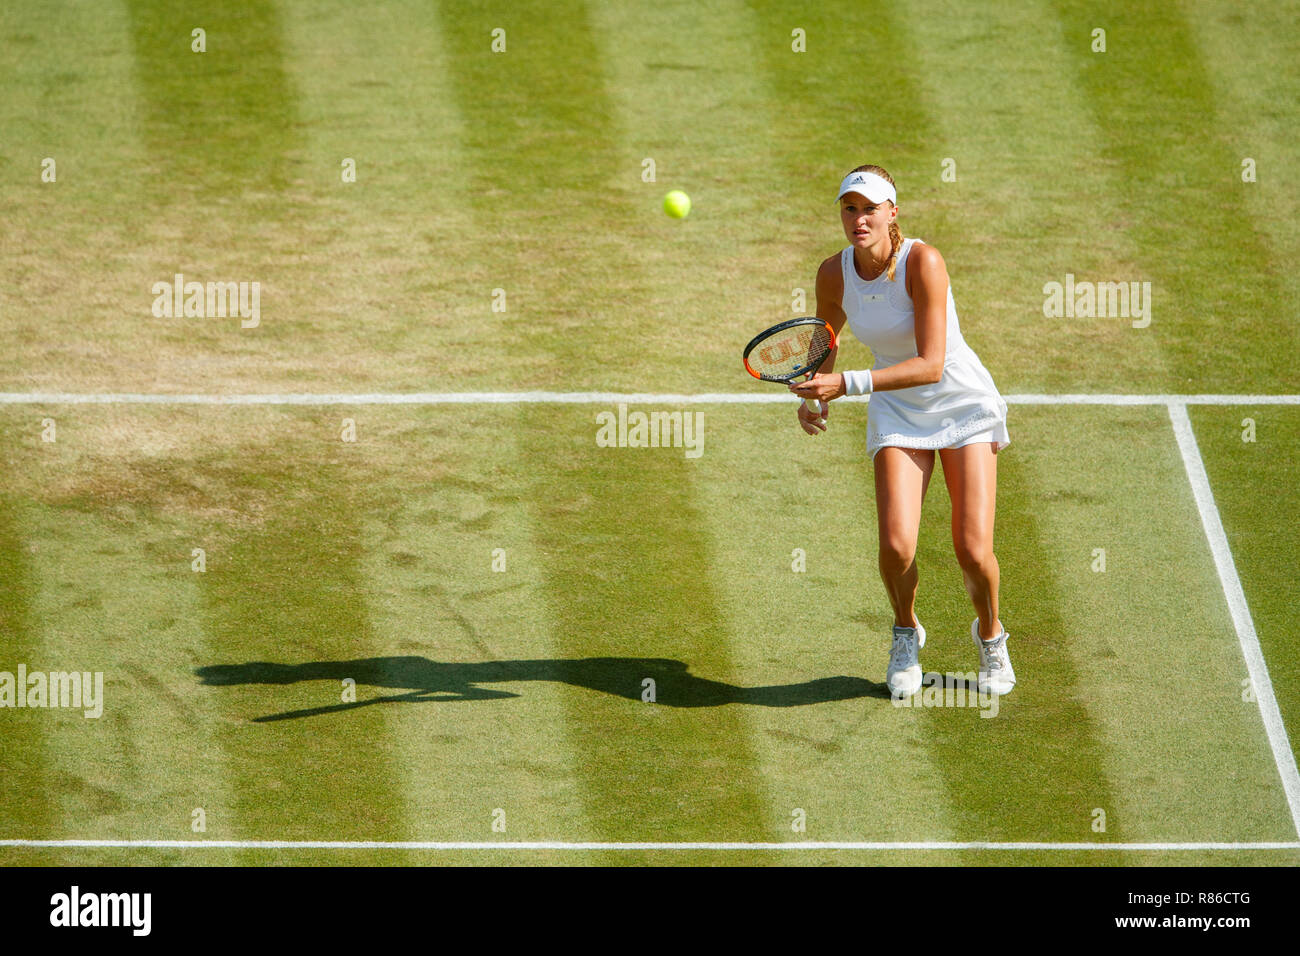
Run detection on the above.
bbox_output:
[195,656,891,722]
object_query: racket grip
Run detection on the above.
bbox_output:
[803,397,823,415]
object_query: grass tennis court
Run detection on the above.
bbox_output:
[1,0,1298,866]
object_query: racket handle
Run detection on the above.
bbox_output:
[799,370,824,417]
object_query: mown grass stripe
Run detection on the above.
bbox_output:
[907,415,1121,840]
[1187,3,1300,365]
[433,0,648,382]
[518,404,770,845]
[345,408,583,841]
[123,0,300,195]
[23,457,234,841]
[688,404,949,841]
[0,498,55,841]
[0,2,161,398]
[0,407,252,846]
[271,0,506,397]
[121,0,316,394]
[192,416,408,852]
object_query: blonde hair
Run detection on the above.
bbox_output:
[849,164,902,281]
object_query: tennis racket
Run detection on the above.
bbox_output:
[742,317,838,416]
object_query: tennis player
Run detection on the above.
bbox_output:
[790,165,1015,699]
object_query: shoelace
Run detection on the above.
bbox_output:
[981,635,1007,673]
[891,630,916,668]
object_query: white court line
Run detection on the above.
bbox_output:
[1,839,1297,851]
[1168,404,1300,839]
[0,392,1298,405]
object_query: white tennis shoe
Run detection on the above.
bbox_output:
[887,619,926,699]
[972,619,1016,696]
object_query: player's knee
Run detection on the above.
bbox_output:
[954,541,995,576]
[878,538,916,571]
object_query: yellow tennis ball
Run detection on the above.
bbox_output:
[663,190,691,219]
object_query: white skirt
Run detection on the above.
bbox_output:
[865,346,1011,459]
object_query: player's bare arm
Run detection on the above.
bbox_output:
[815,251,849,367]
[871,242,946,390]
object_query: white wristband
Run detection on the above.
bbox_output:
[842,369,873,396]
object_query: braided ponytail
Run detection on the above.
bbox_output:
[849,164,903,282]
[886,219,902,282]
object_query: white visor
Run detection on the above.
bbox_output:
[836,170,896,205]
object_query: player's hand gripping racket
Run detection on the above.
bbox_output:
[742,317,838,418]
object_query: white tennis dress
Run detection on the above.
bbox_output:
[841,238,1010,459]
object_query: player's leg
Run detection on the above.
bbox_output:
[940,440,1015,694]
[873,446,935,628]
[937,441,1000,636]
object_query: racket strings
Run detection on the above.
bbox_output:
[747,325,833,381]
